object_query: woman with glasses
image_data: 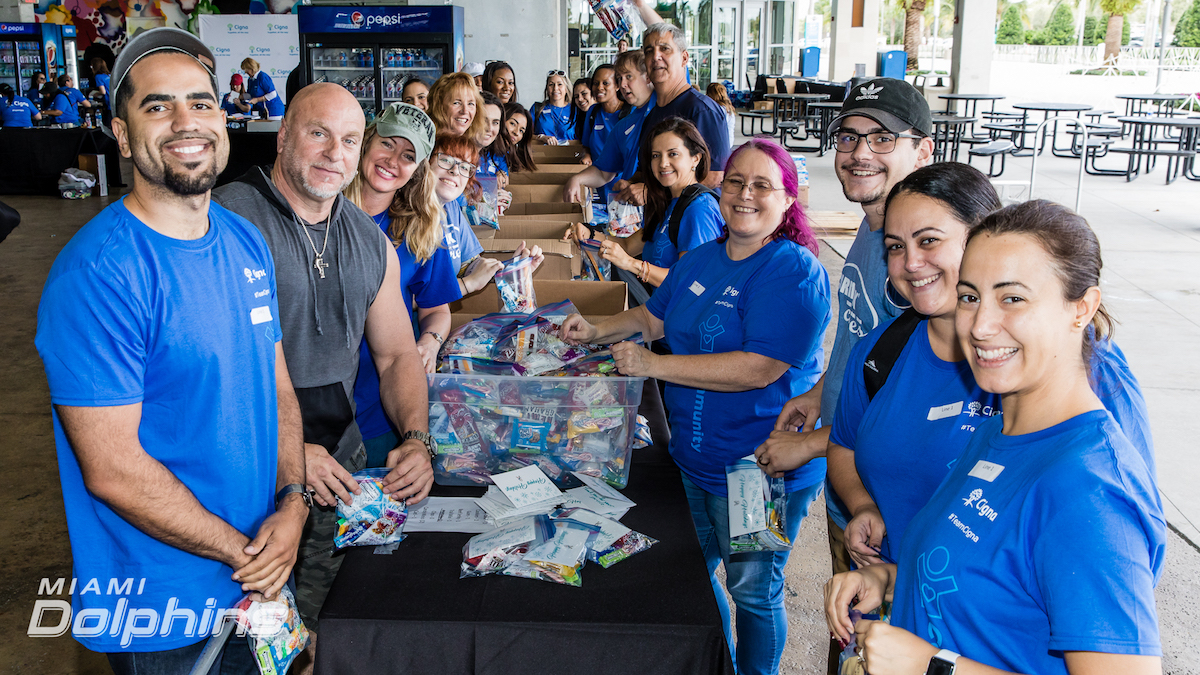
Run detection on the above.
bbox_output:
[598,118,722,289]
[428,72,486,139]
[533,70,575,145]
[825,200,1163,675]
[561,137,828,675]
[483,61,518,105]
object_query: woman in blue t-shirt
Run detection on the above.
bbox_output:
[533,70,575,145]
[599,117,724,287]
[562,138,828,675]
[90,57,111,116]
[0,83,41,128]
[241,57,284,118]
[826,200,1164,675]
[473,91,513,216]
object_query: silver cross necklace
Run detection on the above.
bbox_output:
[296,211,332,279]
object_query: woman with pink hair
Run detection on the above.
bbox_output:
[561,137,827,675]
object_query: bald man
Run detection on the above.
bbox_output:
[213,83,433,638]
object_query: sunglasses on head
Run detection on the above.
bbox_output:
[547,70,565,77]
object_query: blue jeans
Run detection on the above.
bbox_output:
[682,474,822,675]
[107,634,257,675]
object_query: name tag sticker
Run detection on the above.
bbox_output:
[927,401,963,421]
[625,125,636,135]
[689,281,706,296]
[968,460,1005,482]
[250,306,273,325]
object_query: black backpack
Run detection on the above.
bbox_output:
[664,183,718,248]
[862,307,927,401]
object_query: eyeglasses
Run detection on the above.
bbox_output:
[722,177,785,197]
[834,130,924,154]
[435,153,477,177]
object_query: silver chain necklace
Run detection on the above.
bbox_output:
[295,211,332,279]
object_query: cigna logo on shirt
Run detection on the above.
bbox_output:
[961,488,999,522]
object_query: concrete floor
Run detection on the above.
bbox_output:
[3,141,1199,673]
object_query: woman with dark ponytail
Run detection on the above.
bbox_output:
[0,83,40,128]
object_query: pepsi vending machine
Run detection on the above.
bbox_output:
[0,23,42,98]
[298,5,464,122]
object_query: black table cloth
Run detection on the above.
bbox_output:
[0,127,121,196]
[317,383,735,675]
[217,128,279,187]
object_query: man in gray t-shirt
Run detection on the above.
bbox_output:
[213,83,431,641]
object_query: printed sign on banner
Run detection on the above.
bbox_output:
[198,15,299,106]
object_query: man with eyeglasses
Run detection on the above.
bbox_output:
[212,83,433,661]
[751,76,933,675]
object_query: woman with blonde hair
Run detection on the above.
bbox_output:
[427,72,486,138]
[240,57,284,118]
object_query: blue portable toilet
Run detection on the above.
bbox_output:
[800,46,820,77]
[877,50,906,79]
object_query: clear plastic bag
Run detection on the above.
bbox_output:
[473,175,500,229]
[504,517,601,587]
[334,468,408,549]
[233,586,308,675]
[553,507,657,569]
[578,239,611,281]
[726,455,792,553]
[586,0,646,42]
[495,256,537,313]
[461,515,552,578]
[605,197,643,238]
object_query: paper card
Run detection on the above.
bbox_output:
[927,401,963,421]
[525,523,592,566]
[562,508,631,550]
[404,497,492,533]
[573,472,636,507]
[467,518,537,558]
[727,456,767,538]
[967,460,1005,483]
[558,487,630,519]
[491,465,562,509]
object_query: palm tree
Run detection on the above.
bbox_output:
[903,0,927,70]
[1099,0,1140,64]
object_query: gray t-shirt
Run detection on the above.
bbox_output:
[213,167,389,460]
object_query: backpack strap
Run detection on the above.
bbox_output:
[667,183,718,249]
[863,307,926,402]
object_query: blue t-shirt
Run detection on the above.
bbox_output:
[443,197,484,273]
[534,103,575,142]
[1,96,38,127]
[355,212,462,441]
[821,218,908,528]
[476,151,509,180]
[221,91,245,117]
[34,198,281,652]
[640,88,731,172]
[595,93,656,182]
[51,91,78,125]
[643,192,724,270]
[582,106,623,201]
[94,73,111,109]
[66,87,87,109]
[893,411,1165,674]
[645,238,830,495]
[248,71,285,118]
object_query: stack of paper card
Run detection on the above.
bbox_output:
[477,466,566,526]
[557,472,637,519]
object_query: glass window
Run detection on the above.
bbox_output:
[770,1,795,45]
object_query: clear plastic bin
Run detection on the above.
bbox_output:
[428,373,646,489]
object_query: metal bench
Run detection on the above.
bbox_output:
[738,110,774,136]
[968,140,1015,177]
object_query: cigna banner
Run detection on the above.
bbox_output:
[197,14,299,104]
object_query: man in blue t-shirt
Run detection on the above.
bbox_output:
[58,74,93,114]
[34,29,306,673]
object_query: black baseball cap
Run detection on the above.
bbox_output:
[106,27,217,137]
[828,78,932,137]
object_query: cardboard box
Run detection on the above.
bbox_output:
[508,184,566,204]
[530,145,587,164]
[509,163,588,185]
[452,279,627,317]
[481,239,579,279]
[753,100,774,111]
[501,202,586,222]
[496,219,575,241]
[471,225,496,242]
[77,154,108,197]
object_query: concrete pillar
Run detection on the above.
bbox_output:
[950,0,997,93]
[0,0,35,23]
[451,0,563,110]
[827,0,880,82]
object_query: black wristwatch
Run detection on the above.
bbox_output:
[403,430,438,459]
[275,483,313,509]
[926,649,959,675]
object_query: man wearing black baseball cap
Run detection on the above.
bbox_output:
[751,76,934,675]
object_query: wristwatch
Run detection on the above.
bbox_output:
[275,483,313,509]
[925,649,959,675]
[421,330,445,345]
[403,430,438,459]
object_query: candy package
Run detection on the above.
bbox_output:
[586,0,645,42]
[334,468,408,549]
[233,586,308,675]
[632,414,652,449]
[553,507,657,569]
[504,517,601,587]
[495,256,537,313]
[466,176,500,229]
[577,239,611,281]
[461,515,553,578]
[726,455,792,553]
[606,196,642,238]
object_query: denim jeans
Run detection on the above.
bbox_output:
[682,474,823,675]
[107,634,257,675]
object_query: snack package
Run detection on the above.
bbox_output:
[577,239,611,281]
[494,256,537,313]
[836,608,889,675]
[233,586,308,675]
[334,468,408,549]
[474,175,500,228]
[553,507,657,568]
[586,0,646,42]
[606,196,643,238]
[461,515,552,578]
[504,517,601,587]
[726,455,792,553]
[632,414,652,449]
